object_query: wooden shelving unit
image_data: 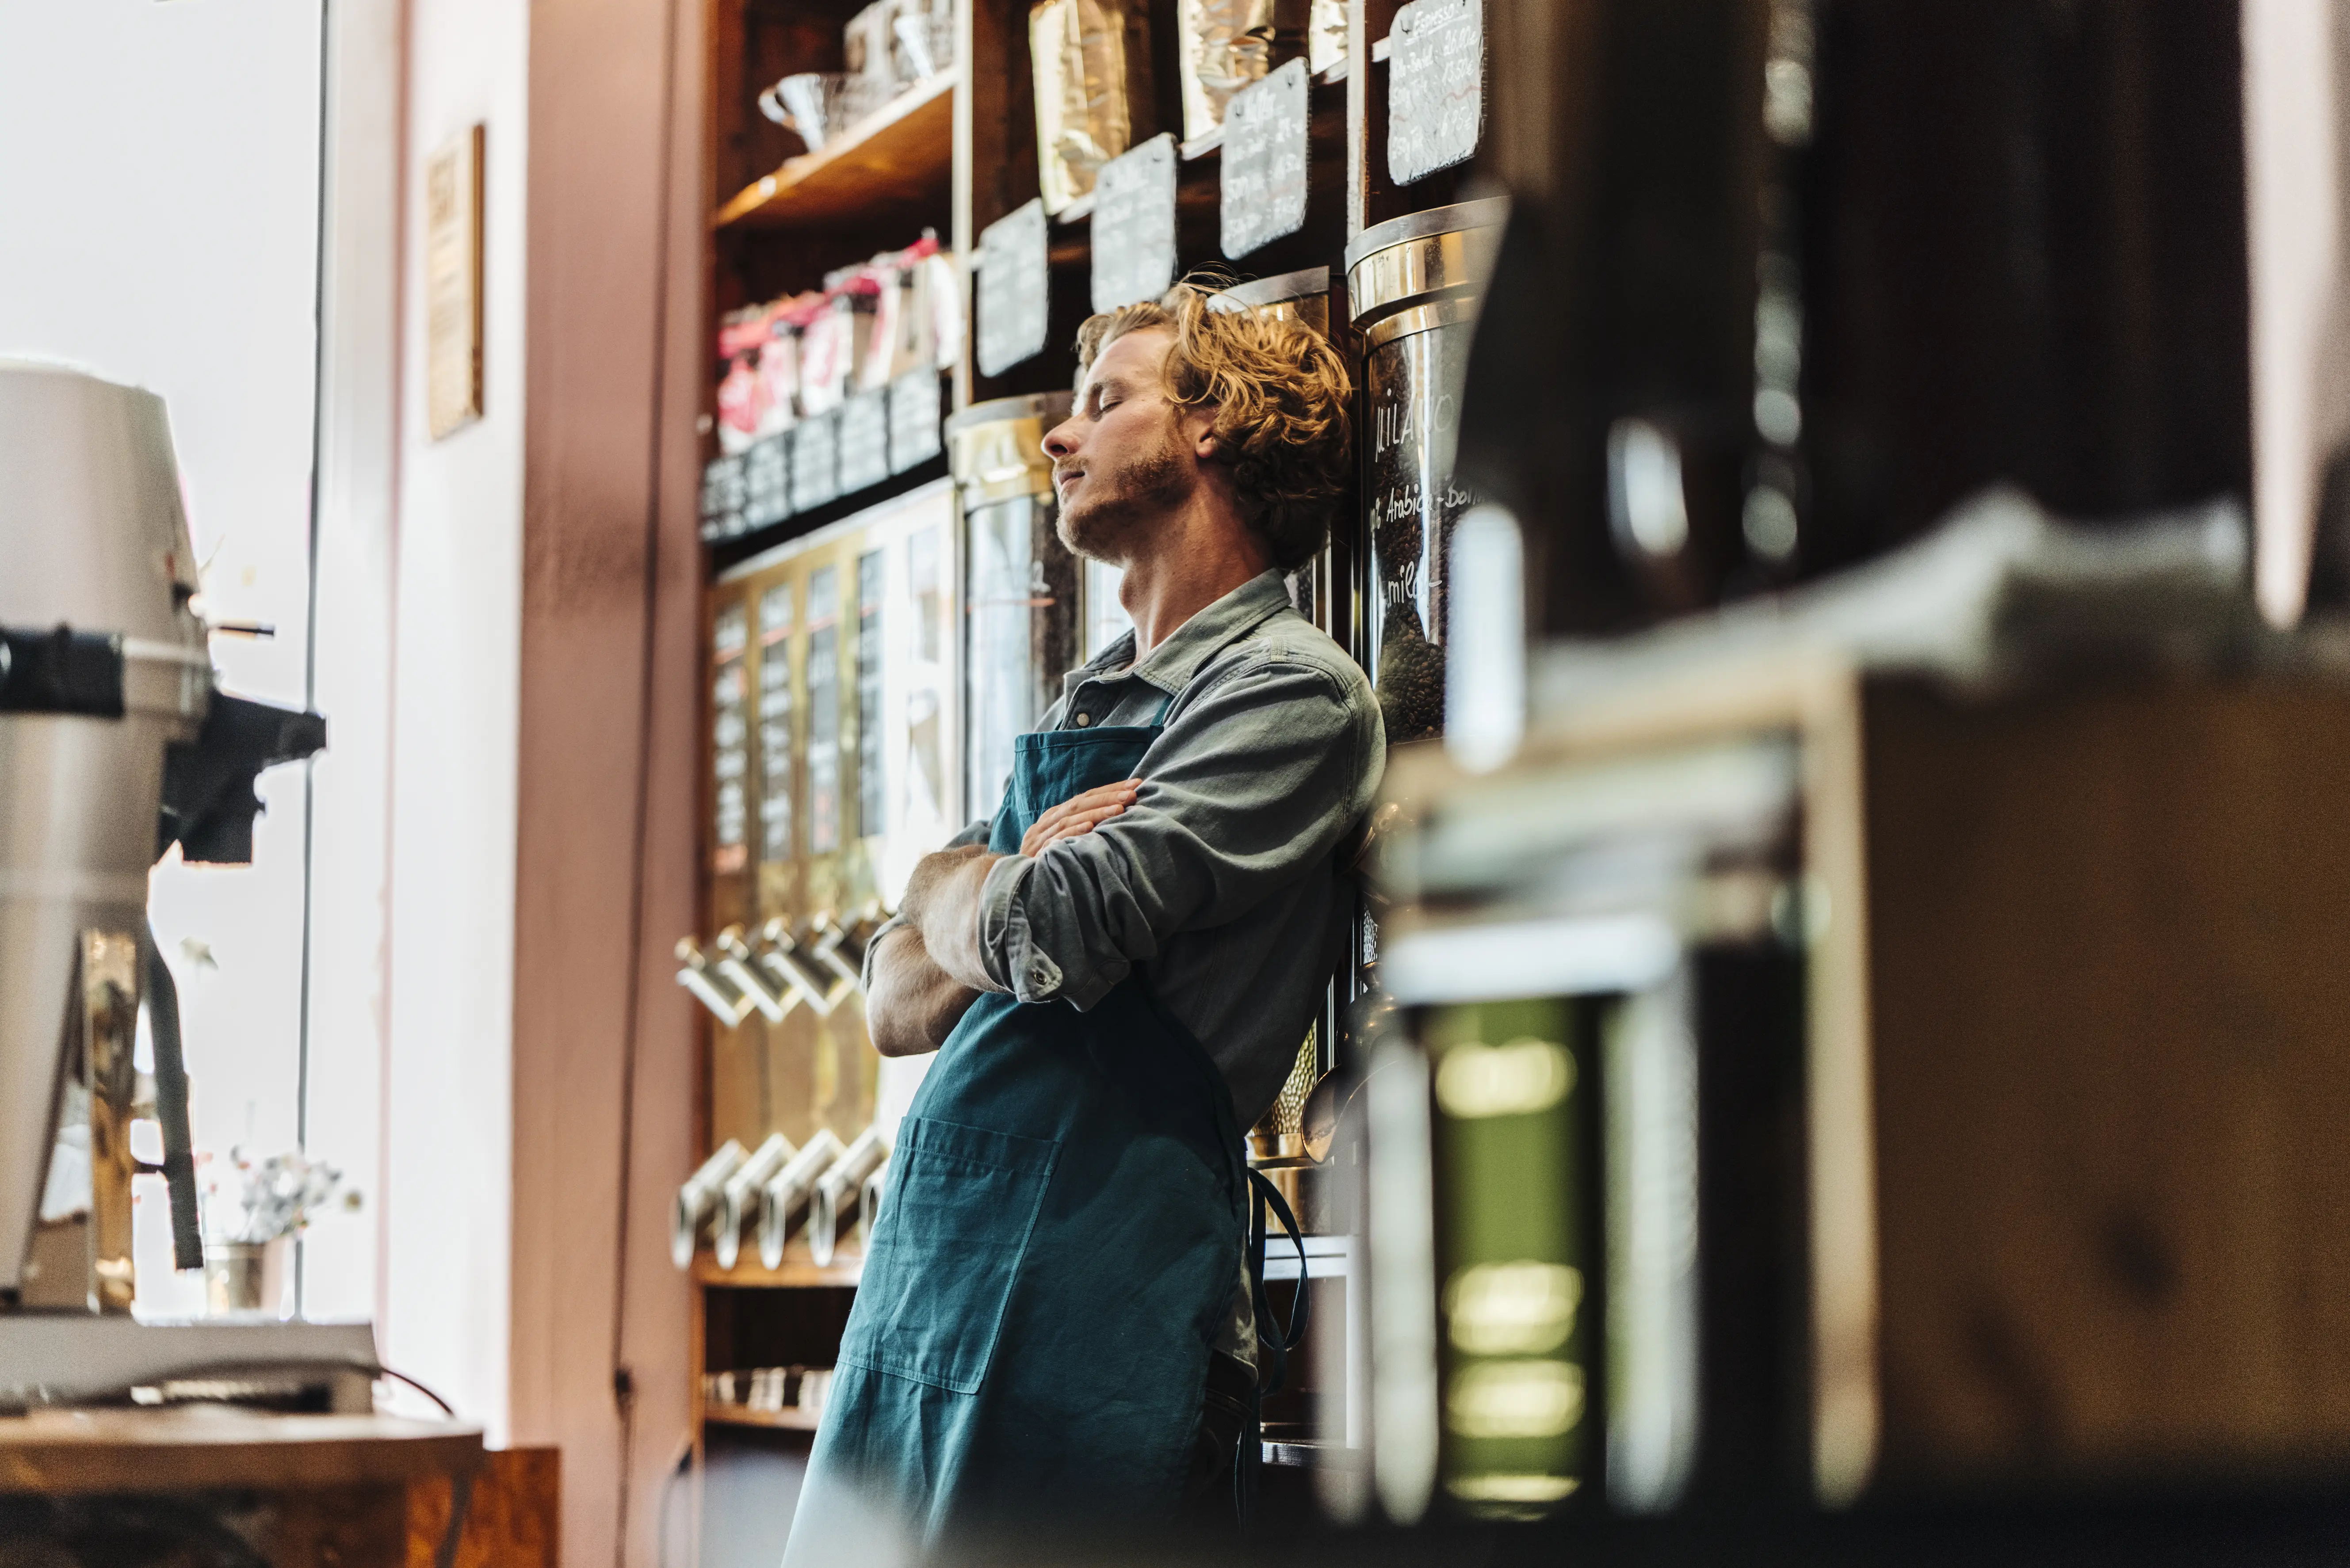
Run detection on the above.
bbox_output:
[715,70,959,231]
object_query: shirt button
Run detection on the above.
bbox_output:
[1074,713,1092,727]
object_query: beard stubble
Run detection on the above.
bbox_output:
[1056,426,1193,564]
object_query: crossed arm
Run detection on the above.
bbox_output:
[864,778,1143,1057]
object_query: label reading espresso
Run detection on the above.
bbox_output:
[1388,0,1484,186]
[1221,58,1309,259]
[977,199,1050,377]
[1091,135,1179,312]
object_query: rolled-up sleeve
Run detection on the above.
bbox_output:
[860,813,997,992]
[976,649,1384,1010]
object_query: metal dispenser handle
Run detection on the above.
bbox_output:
[715,1131,796,1271]
[714,925,796,1025]
[754,917,842,1017]
[807,912,871,991]
[671,1139,749,1269]
[675,936,756,1027]
[757,1128,847,1269]
[859,1157,890,1247]
[808,1126,888,1267]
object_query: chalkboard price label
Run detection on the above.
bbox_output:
[1092,134,1179,313]
[1388,0,1484,186]
[790,409,840,513]
[743,433,791,530]
[977,198,1050,378]
[1221,59,1310,260]
[837,390,891,494]
[889,371,942,473]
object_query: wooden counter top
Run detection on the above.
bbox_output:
[0,1407,483,1495]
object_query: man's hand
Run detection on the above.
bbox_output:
[1019,778,1141,858]
[865,924,978,1057]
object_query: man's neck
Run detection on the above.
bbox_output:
[1115,495,1272,657]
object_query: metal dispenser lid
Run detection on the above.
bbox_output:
[1214,267,1333,337]
[945,391,1074,509]
[1345,197,1509,333]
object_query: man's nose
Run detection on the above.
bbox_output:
[1041,417,1078,460]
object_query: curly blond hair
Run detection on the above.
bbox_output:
[1074,279,1353,570]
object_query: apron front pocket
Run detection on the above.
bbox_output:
[839,1114,1062,1395]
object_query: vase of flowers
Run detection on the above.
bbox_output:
[202,1148,355,1318]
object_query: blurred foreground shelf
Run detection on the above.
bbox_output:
[715,71,955,232]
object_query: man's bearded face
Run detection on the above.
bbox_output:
[1048,327,1200,565]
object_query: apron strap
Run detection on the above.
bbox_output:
[1234,1168,1309,1522]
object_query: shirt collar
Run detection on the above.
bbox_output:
[1063,569,1293,700]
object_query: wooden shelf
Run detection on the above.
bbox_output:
[704,1402,824,1431]
[715,70,957,232]
[691,1242,863,1289]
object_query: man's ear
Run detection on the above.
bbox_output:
[1186,404,1223,461]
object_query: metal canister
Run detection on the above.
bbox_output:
[947,392,1079,816]
[1221,263,1334,336]
[1345,198,1506,744]
[1216,267,1353,653]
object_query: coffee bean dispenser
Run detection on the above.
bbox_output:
[1345,199,1507,744]
[947,392,1081,817]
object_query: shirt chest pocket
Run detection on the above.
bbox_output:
[839,1116,1061,1395]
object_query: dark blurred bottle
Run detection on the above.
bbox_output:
[1456,0,2252,635]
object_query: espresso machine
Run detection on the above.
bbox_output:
[0,362,375,1410]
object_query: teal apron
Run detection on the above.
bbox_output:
[783,704,1265,1557]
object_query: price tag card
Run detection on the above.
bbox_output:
[1388,0,1484,185]
[977,199,1050,377]
[837,391,892,494]
[1221,59,1310,260]
[700,454,745,542]
[743,433,792,530]
[790,410,840,514]
[1091,134,1179,312]
[889,371,943,472]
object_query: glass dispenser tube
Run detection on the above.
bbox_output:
[757,582,795,863]
[806,565,842,855]
[948,393,1081,820]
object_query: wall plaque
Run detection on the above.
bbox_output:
[889,371,943,472]
[1387,0,1484,185]
[1091,134,1178,312]
[976,199,1050,377]
[1221,58,1309,259]
[425,124,485,439]
[838,391,892,493]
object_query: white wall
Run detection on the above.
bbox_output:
[380,0,532,1441]
[300,0,405,1331]
[0,0,333,1315]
